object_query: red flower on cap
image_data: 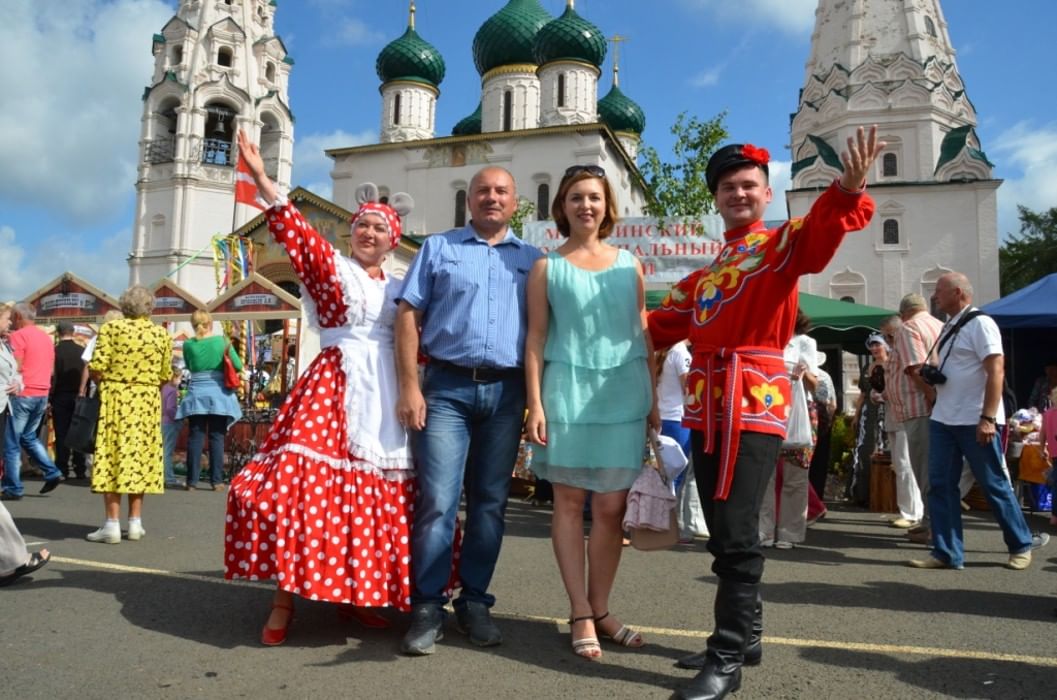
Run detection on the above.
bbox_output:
[741,144,770,166]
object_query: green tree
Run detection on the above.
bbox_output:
[999,205,1057,295]
[637,111,729,220]
[508,196,537,237]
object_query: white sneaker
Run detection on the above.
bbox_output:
[86,526,121,544]
[127,523,146,541]
[774,540,795,550]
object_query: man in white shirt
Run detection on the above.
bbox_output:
[908,272,1036,570]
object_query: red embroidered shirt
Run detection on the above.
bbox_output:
[648,181,875,498]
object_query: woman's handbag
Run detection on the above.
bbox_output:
[782,378,813,449]
[626,433,680,551]
[222,344,241,390]
[66,394,100,454]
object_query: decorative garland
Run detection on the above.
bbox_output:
[212,234,257,396]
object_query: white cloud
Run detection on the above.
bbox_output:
[990,121,1057,239]
[326,17,386,47]
[0,224,130,301]
[682,0,816,35]
[292,128,377,191]
[764,160,792,222]
[691,66,723,88]
[0,0,173,226]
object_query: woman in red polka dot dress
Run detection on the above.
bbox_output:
[226,130,420,645]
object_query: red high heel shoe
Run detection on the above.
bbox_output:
[260,601,294,646]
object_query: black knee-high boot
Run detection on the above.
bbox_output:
[673,579,757,700]
[676,591,763,670]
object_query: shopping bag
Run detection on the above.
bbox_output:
[781,378,812,449]
[222,344,241,390]
[65,395,100,454]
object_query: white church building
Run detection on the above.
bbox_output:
[326,0,650,279]
[787,0,1000,308]
[127,0,295,298]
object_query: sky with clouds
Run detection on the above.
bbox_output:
[1,0,1054,301]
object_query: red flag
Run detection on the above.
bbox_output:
[235,152,266,210]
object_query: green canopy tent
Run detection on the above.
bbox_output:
[797,293,896,351]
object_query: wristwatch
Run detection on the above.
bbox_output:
[979,414,997,425]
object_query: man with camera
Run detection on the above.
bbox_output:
[907,272,1037,570]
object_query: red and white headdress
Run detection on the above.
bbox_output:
[350,182,414,250]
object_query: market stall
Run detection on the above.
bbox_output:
[205,272,302,476]
[23,272,120,327]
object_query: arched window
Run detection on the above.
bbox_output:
[883,219,899,245]
[454,189,467,227]
[557,74,566,108]
[536,183,550,219]
[839,295,855,303]
[265,62,275,82]
[925,16,937,37]
[883,152,897,177]
[171,45,183,66]
[260,112,281,179]
[502,90,513,132]
[393,93,402,126]
[217,46,233,67]
[203,103,235,165]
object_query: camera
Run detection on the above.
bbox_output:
[919,364,947,386]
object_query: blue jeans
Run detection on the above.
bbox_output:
[2,396,63,497]
[927,420,1032,567]
[186,414,227,486]
[410,365,526,609]
[162,421,183,484]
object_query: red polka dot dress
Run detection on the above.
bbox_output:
[224,200,416,610]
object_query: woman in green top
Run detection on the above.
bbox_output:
[525,165,659,660]
[175,309,243,490]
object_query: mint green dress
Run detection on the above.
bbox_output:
[531,249,652,492]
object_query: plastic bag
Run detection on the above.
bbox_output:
[782,378,812,449]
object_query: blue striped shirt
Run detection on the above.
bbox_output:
[398,224,542,369]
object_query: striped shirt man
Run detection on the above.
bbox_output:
[893,309,943,420]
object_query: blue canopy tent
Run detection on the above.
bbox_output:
[980,273,1057,406]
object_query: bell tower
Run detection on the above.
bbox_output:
[128,0,294,300]
[787,0,1000,306]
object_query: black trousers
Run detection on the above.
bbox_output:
[50,393,86,476]
[692,430,781,584]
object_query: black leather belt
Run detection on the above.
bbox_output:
[430,358,521,383]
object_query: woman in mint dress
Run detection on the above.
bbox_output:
[525,165,658,660]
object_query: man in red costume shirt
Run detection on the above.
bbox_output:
[652,127,883,700]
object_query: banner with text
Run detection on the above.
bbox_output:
[520,216,726,284]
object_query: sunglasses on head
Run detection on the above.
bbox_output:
[563,164,606,179]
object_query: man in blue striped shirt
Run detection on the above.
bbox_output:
[396,166,542,655]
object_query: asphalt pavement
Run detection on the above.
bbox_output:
[2,475,1055,699]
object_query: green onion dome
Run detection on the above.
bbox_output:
[534,5,606,68]
[597,84,645,134]
[472,0,552,75]
[452,102,483,136]
[376,26,446,88]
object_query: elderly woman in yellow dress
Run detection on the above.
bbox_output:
[85,285,172,544]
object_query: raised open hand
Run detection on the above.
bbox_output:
[236,129,277,205]
[839,125,886,191]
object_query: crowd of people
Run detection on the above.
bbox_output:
[2,124,1054,700]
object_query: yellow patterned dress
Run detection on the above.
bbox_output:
[90,317,172,494]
